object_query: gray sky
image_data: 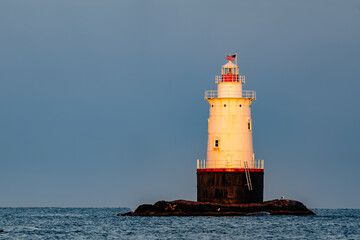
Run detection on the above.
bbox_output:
[0,0,359,208]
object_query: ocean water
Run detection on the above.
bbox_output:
[0,208,359,239]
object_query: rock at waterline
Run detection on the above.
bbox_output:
[118,199,315,216]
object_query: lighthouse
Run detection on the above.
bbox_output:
[197,54,264,204]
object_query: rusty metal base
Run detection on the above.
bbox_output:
[197,170,264,204]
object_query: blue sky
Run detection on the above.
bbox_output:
[0,0,359,208]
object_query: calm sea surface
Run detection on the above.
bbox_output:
[0,208,359,239]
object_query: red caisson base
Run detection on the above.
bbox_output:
[197,169,264,204]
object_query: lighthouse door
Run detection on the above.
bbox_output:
[225,154,233,168]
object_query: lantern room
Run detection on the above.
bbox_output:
[221,61,239,82]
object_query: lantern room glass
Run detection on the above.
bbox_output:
[222,67,238,75]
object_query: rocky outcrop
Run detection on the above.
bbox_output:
[118,199,315,216]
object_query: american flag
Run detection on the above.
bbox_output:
[226,54,236,61]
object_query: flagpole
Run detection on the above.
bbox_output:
[235,51,238,66]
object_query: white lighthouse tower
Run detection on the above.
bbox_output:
[197,54,264,204]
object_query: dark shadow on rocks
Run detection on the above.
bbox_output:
[118,199,315,216]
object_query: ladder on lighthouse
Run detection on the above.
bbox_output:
[244,161,253,191]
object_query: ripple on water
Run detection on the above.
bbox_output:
[0,208,359,239]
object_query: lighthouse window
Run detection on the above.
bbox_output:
[212,105,214,107]
[239,104,242,107]
[248,121,252,130]
[214,139,219,148]
[224,104,226,107]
